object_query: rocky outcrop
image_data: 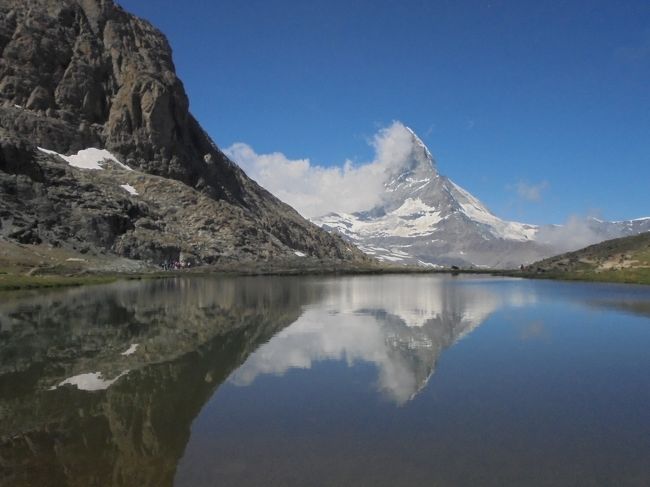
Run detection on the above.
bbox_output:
[0,0,368,265]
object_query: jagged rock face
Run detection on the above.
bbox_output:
[0,0,215,186]
[0,0,368,265]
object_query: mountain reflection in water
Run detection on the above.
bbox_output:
[230,276,534,403]
[2,275,650,487]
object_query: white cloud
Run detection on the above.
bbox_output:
[536,215,603,252]
[513,180,548,202]
[225,122,418,218]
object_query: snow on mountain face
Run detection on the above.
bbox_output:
[313,126,649,268]
[447,181,538,241]
[314,127,545,268]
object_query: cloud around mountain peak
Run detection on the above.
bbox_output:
[225,121,427,218]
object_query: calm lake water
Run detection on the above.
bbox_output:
[1,275,650,486]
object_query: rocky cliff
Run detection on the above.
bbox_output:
[0,0,367,266]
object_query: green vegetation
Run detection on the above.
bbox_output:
[2,233,650,292]
[513,267,650,285]
[514,232,650,285]
[0,274,119,291]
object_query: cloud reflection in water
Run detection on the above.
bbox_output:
[230,276,535,403]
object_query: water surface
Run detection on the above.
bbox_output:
[1,275,650,486]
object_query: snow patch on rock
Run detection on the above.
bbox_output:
[120,184,138,195]
[51,371,129,391]
[38,147,132,171]
[121,343,139,356]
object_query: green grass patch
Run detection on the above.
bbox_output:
[515,267,650,286]
[0,274,118,291]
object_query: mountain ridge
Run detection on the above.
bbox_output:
[314,126,546,268]
[313,126,649,268]
[0,0,369,267]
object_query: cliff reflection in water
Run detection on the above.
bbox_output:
[231,275,532,403]
[0,277,319,487]
[0,275,531,486]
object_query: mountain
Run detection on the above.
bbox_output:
[525,231,650,284]
[567,216,650,243]
[313,127,650,269]
[0,0,367,268]
[314,127,545,268]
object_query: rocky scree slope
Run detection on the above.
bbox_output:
[0,0,367,266]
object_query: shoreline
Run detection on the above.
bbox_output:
[1,263,648,293]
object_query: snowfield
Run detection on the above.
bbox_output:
[38,147,132,171]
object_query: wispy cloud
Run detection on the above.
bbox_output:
[225,122,419,218]
[535,214,603,252]
[512,180,548,202]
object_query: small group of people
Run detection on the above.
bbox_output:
[161,260,192,271]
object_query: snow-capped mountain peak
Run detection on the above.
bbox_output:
[384,127,438,194]
[314,126,542,267]
[314,125,650,268]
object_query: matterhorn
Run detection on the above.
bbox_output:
[314,125,650,268]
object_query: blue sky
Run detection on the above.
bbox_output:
[120,0,649,224]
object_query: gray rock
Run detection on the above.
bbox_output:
[0,0,369,266]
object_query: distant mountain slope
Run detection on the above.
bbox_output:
[529,232,650,274]
[521,232,650,285]
[313,126,650,269]
[0,0,368,266]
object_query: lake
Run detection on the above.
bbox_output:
[1,275,650,486]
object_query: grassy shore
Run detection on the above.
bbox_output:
[0,273,122,291]
[509,232,650,285]
[0,265,410,292]
[2,237,649,292]
[507,268,650,286]
[3,264,648,293]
